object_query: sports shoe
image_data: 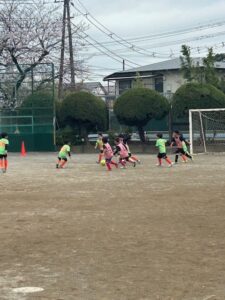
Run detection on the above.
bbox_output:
[168,163,174,168]
[120,166,126,169]
[156,164,162,167]
[137,160,141,164]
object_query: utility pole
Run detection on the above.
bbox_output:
[66,1,75,88]
[57,0,75,100]
[58,0,66,100]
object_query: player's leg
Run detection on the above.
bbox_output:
[98,150,104,164]
[3,155,8,172]
[127,157,136,167]
[164,154,173,167]
[60,157,67,168]
[119,157,126,168]
[185,151,193,160]
[157,153,162,166]
[105,158,112,171]
[0,156,3,172]
[110,159,118,168]
[56,157,61,168]
[175,149,181,163]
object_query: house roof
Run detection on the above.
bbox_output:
[81,81,107,94]
[103,57,225,81]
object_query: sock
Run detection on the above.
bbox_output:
[131,155,138,161]
[120,159,126,166]
[128,158,135,164]
[158,158,162,165]
[111,160,118,168]
[106,162,111,171]
[0,160,2,169]
[181,155,187,162]
[4,159,8,170]
[60,160,67,168]
[165,157,172,165]
[175,155,179,163]
[185,153,192,159]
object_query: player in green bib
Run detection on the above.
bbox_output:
[155,133,173,167]
[94,133,104,164]
[0,132,9,173]
[56,141,71,169]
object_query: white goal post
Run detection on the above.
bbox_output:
[189,108,225,154]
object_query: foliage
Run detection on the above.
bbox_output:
[180,45,223,88]
[172,83,225,118]
[0,0,87,107]
[60,91,107,140]
[114,88,169,142]
[133,72,145,88]
[180,45,196,82]
[203,48,219,86]
[56,125,83,146]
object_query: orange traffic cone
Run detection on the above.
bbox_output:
[21,141,26,156]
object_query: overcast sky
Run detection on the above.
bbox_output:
[72,0,225,82]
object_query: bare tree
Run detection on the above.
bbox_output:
[0,0,87,107]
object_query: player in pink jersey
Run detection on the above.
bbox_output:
[102,137,118,171]
[114,137,136,168]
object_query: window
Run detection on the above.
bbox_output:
[119,80,132,95]
[154,77,164,93]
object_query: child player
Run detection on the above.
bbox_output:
[95,133,104,164]
[156,133,173,167]
[102,137,118,171]
[170,130,192,163]
[56,141,71,169]
[114,137,136,168]
[0,132,9,173]
[123,134,141,164]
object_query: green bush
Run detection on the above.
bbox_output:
[114,88,169,141]
[172,83,225,118]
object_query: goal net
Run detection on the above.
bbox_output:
[189,108,225,154]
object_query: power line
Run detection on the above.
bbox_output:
[70,21,141,68]
[72,0,169,58]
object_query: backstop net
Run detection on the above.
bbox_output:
[0,63,55,151]
[189,108,225,154]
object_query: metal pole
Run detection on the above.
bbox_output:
[189,109,193,155]
[199,111,207,153]
[52,63,56,147]
[66,0,75,88]
[58,0,67,100]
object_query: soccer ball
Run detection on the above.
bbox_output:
[100,159,106,166]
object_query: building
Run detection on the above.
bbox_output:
[103,57,225,99]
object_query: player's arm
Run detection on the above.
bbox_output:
[94,140,98,149]
[170,138,175,147]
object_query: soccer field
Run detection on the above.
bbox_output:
[0,153,225,300]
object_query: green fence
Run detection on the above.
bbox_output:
[0,63,55,152]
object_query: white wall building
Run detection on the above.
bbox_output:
[103,58,225,99]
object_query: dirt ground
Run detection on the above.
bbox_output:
[0,153,225,300]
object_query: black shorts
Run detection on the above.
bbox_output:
[175,148,185,155]
[0,154,7,159]
[157,153,167,159]
[58,157,67,162]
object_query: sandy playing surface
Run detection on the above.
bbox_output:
[0,153,225,300]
